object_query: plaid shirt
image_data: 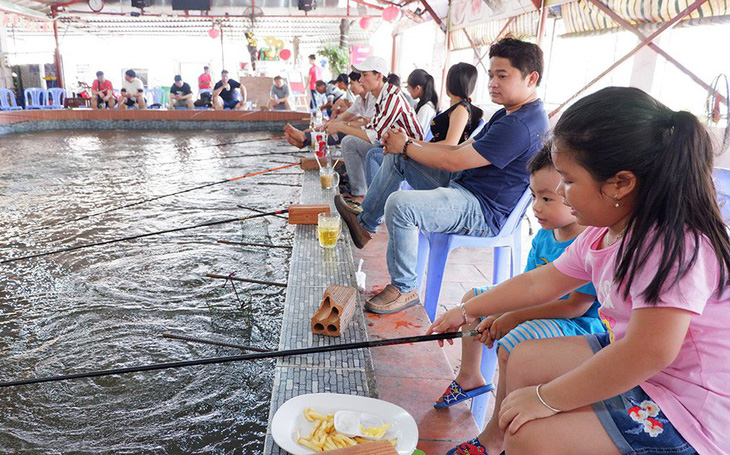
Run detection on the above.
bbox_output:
[365,83,424,143]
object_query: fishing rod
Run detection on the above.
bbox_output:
[150,149,307,168]
[50,162,299,228]
[216,240,292,249]
[236,205,290,220]
[162,333,272,353]
[205,273,287,287]
[2,209,288,265]
[0,331,477,388]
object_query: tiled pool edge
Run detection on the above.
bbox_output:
[263,170,377,454]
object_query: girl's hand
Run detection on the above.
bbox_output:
[426,308,465,347]
[499,385,558,434]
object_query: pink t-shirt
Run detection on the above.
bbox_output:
[554,226,730,455]
[308,65,321,90]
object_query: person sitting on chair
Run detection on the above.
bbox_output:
[335,38,549,314]
[267,76,291,111]
[91,71,115,109]
[168,75,194,110]
[117,69,146,110]
[213,70,244,111]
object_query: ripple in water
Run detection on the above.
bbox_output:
[0,130,302,453]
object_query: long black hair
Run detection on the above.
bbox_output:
[553,86,730,303]
[407,69,438,114]
[445,63,483,122]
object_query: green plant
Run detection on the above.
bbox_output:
[318,44,350,76]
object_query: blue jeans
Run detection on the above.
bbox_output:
[382,183,492,292]
[358,153,455,232]
[365,147,384,186]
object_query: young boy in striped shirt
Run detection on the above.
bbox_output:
[439,143,606,455]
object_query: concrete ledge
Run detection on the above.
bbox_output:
[0,109,310,136]
[263,170,376,455]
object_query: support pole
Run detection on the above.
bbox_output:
[536,0,548,47]
[550,0,710,117]
[51,6,64,89]
[419,0,446,32]
[586,0,725,105]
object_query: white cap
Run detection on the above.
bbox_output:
[352,56,389,76]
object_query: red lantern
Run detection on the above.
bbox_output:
[382,6,399,23]
[208,28,220,39]
[279,49,291,61]
[359,16,372,30]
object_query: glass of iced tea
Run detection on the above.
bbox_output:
[317,212,341,249]
[319,167,339,190]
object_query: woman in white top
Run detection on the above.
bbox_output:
[406,69,438,134]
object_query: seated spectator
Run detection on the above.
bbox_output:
[284,71,374,148]
[406,69,438,133]
[168,75,194,110]
[213,70,244,111]
[437,144,605,455]
[117,69,146,110]
[335,38,548,313]
[90,71,115,109]
[321,78,346,117]
[312,80,328,112]
[331,73,355,119]
[198,66,212,91]
[325,57,423,204]
[267,76,291,110]
[364,64,483,186]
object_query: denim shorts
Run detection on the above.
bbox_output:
[587,332,697,455]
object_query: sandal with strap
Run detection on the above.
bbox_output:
[446,437,492,455]
[434,380,494,409]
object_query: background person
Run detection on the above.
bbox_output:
[268,76,291,110]
[168,75,194,110]
[284,72,374,148]
[213,70,244,111]
[117,69,146,110]
[90,71,115,109]
[307,54,322,109]
[198,66,212,91]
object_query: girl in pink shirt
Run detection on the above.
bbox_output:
[429,87,730,454]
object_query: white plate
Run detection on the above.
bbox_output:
[271,393,419,455]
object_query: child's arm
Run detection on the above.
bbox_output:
[499,306,692,434]
[427,263,589,336]
[479,291,595,344]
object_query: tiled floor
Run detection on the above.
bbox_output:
[353,214,536,454]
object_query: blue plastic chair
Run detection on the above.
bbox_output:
[0,88,22,111]
[713,167,730,222]
[416,187,532,428]
[144,88,165,109]
[24,87,46,110]
[469,118,485,140]
[44,88,66,109]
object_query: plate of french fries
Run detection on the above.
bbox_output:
[271,393,418,454]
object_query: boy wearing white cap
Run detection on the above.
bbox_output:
[325,56,423,204]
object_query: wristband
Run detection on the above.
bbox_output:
[403,139,413,160]
[459,302,469,324]
[536,384,562,413]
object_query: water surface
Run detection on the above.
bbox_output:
[0,130,302,453]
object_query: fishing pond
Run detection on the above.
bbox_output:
[0,130,302,453]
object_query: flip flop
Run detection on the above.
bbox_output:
[434,380,494,409]
[445,437,491,455]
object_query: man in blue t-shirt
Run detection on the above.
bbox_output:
[335,38,550,314]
